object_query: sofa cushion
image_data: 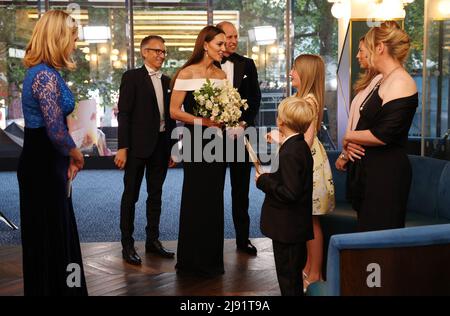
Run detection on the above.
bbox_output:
[322,204,450,234]
[407,155,447,218]
[405,212,450,227]
[320,203,358,236]
[437,163,450,220]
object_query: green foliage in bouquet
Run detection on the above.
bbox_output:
[193,78,222,117]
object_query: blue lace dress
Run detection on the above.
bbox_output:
[17,63,87,296]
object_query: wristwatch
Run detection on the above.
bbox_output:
[339,153,348,161]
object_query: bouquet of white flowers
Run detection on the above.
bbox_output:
[193,79,248,128]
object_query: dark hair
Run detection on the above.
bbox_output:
[140,35,165,50]
[171,26,224,86]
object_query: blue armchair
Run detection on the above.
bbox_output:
[309,224,450,296]
[307,152,450,296]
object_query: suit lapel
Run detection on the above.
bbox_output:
[233,56,245,89]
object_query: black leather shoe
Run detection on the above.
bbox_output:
[145,240,175,259]
[237,240,257,256]
[122,247,142,265]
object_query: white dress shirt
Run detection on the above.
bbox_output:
[144,64,165,132]
[221,60,234,84]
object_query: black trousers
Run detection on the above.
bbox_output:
[272,240,307,296]
[224,135,252,246]
[120,132,169,248]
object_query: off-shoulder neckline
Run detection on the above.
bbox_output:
[175,78,225,81]
[173,78,226,91]
[375,86,418,107]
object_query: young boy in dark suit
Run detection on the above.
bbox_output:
[256,96,315,296]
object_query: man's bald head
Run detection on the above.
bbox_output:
[216,21,238,56]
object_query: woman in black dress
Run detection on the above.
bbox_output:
[19,10,87,295]
[345,21,418,232]
[170,26,227,277]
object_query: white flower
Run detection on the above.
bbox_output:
[205,100,213,110]
[193,79,249,127]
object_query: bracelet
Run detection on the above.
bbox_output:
[339,153,348,161]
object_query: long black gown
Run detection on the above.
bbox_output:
[174,79,226,277]
[347,84,418,232]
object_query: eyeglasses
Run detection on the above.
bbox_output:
[144,48,168,56]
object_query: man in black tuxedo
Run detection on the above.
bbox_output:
[217,21,261,256]
[115,35,176,265]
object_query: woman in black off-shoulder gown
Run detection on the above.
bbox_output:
[169,26,228,277]
[345,20,419,232]
[347,83,418,232]
[174,82,226,277]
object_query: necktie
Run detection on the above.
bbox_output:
[149,70,162,79]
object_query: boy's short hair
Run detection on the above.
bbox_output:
[277,96,316,134]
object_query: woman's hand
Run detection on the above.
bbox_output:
[335,155,348,171]
[345,142,365,162]
[67,160,79,180]
[202,118,223,129]
[69,148,84,170]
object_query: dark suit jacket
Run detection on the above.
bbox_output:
[221,53,261,126]
[117,65,176,159]
[256,134,314,244]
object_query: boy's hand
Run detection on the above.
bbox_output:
[265,129,285,144]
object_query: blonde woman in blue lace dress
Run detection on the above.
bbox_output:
[18,10,87,295]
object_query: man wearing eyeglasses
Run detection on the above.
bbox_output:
[115,35,176,265]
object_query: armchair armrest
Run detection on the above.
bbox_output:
[325,224,450,296]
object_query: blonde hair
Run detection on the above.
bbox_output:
[364,20,410,67]
[23,10,78,70]
[353,37,380,94]
[278,96,315,134]
[293,54,325,132]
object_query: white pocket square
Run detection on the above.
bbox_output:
[243,75,247,79]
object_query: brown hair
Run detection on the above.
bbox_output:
[364,20,410,66]
[171,25,225,87]
[293,54,325,132]
[23,10,78,70]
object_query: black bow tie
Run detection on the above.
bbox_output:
[221,55,234,64]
